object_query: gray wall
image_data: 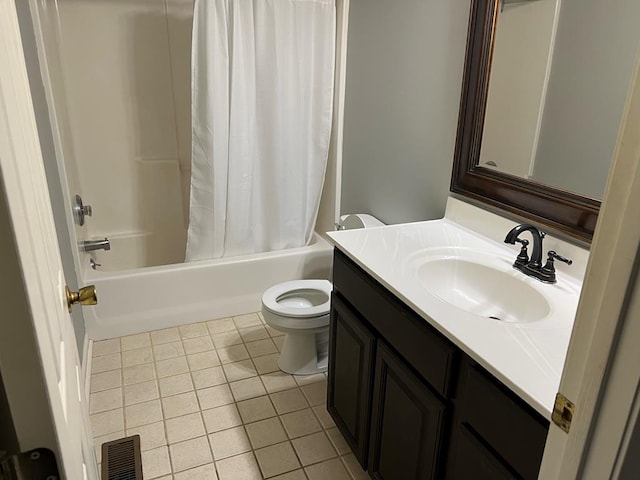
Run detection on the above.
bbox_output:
[14,1,86,357]
[340,0,471,224]
[533,0,640,199]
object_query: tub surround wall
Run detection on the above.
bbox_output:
[340,0,471,224]
[55,0,189,268]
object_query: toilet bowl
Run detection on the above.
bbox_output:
[262,280,332,375]
[262,214,385,375]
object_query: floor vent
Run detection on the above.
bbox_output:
[101,435,142,480]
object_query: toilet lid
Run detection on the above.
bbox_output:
[262,280,332,318]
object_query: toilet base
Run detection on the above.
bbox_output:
[277,330,329,375]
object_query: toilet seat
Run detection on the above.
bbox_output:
[261,280,332,318]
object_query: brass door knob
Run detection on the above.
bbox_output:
[65,285,97,312]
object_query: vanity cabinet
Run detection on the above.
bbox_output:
[328,249,549,480]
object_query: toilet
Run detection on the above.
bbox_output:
[261,214,384,375]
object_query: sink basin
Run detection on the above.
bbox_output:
[416,258,551,323]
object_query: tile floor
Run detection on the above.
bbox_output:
[89,312,369,480]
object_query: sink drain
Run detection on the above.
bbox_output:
[488,315,501,321]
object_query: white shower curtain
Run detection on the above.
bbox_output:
[186,0,336,261]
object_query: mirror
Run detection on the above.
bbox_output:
[451,0,639,241]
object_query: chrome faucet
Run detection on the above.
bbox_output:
[504,224,572,283]
[80,238,110,252]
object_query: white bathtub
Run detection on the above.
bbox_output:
[83,233,334,340]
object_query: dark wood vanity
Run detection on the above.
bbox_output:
[328,249,549,479]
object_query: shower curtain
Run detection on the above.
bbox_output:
[186,0,336,261]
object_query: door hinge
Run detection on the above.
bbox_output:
[552,392,575,433]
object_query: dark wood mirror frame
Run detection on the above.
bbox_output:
[450,0,600,242]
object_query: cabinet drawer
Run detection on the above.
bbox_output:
[458,360,548,479]
[333,249,458,397]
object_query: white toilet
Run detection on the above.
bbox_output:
[261,214,384,375]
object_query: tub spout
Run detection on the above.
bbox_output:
[80,238,110,252]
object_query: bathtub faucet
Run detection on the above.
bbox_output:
[80,238,110,252]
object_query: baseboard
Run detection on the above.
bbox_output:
[82,334,92,400]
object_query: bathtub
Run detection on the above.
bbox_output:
[83,233,334,340]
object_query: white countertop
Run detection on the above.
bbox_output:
[327,218,582,419]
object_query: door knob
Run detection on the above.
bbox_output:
[65,285,97,312]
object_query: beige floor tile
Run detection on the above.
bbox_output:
[124,380,159,406]
[162,391,199,419]
[252,353,281,375]
[121,333,152,351]
[223,359,257,382]
[312,406,336,429]
[202,404,242,433]
[125,399,163,428]
[170,436,213,472]
[305,457,351,480]
[90,387,123,414]
[122,347,154,367]
[261,372,297,394]
[280,408,322,439]
[159,373,194,397]
[184,336,215,354]
[141,445,171,479]
[165,412,206,444]
[233,313,262,329]
[238,326,269,343]
[209,426,252,460]
[270,388,309,415]
[93,430,124,463]
[254,441,301,478]
[192,366,226,390]
[153,341,185,361]
[230,377,267,401]
[91,370,122,393]
[206,317,237,335]
[197,384,234,410]
[291,432,337,466]
[92,353,121,374]
[212,331,243,349]
[123,363,156,385]
[156,356,189,378]
[179,322,209,339]
[188,351,221,371]
[215,452,262,480]
[93,338,120,357]
[237,395,277,424]
[90,408,124,437]
[245,417,288,449]
[341,454,369,480]
[246,339,278,358]
[294,373,326,387]
[127,421,167,451]
[271,470,307,480]
[273,336,285,352]
[301,381,327,406]
[326,427,350,455]
[173,462,218,480]
[217,344,250,364]
[150,327,181,345]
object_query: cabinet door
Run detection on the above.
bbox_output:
[368,342,447,480]
[327,293,376,466]
[446,424,519,480]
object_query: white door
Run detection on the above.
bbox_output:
[0,0,97,478]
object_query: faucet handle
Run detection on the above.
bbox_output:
[514,238,529,266]
[547,251,572,266]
